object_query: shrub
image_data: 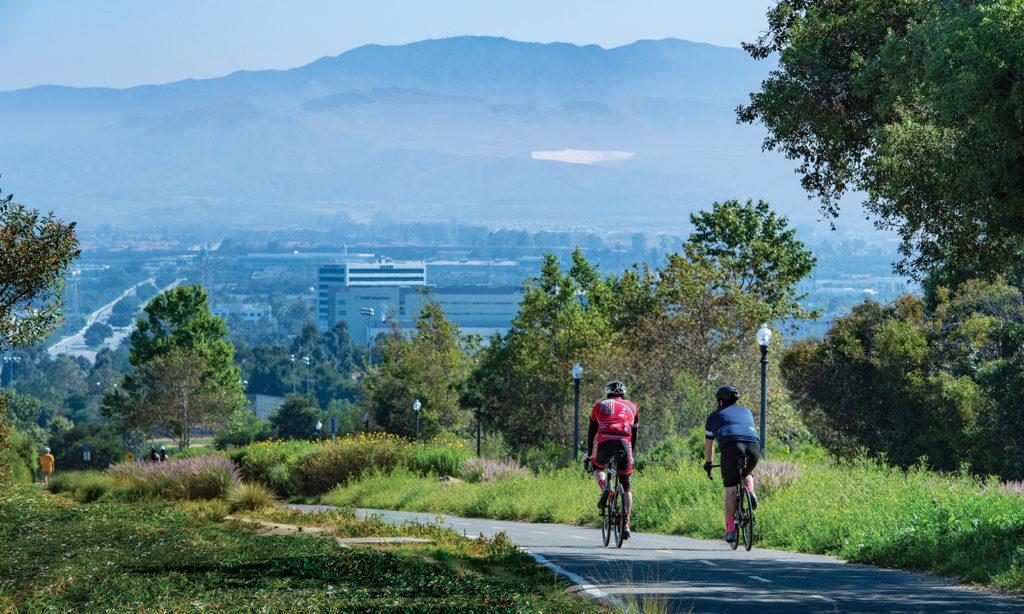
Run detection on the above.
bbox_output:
[227,481,278,512]
[518,441,569,473]
[48,471,115,503]
[410,439,471,477]
[295,433,413,496]
[109,455,241,500]
[636,435,691,470]
[229,439,315,488]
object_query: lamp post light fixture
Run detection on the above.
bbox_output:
[571,362,583,460]
[412,399,422,443]
[756,323,773,457]
[315,420,322,441]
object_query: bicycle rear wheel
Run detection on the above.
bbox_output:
[614,485,626,548]
[739,488,754,551]
[609,491,620,547]
[601,493,611,546]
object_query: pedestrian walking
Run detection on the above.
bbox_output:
[39,447,55,486]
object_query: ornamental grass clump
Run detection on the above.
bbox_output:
[755,460,804,499]
[110,454,241,500]
[460,457,529,484]
[227,480,278,512]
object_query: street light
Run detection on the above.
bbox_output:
[360,307,375,369]
[571,362,583,461]
[412,399,421,443]
[2,354,21,388]
[290,354,296,393]
[302,355,311,395]
[315,420,322,441]
[756,323,773,457]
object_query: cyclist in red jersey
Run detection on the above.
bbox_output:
[582,380,638,540]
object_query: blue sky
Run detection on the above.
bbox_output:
[0,0,774,91]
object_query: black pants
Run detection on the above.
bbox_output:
[720,440,759,487]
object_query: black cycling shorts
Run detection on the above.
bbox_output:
[720,440,759,488]
[593,439,633,490]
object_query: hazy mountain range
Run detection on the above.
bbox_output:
[0,36,826,232]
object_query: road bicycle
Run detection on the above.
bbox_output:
[593,450,628,548]
[707,454,756,551]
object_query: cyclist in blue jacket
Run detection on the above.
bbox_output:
[703,385,760,543]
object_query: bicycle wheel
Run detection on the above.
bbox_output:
[601,491,611,546]
[614,485,626,548]
[609,491,620,547]
[739,488,754,551]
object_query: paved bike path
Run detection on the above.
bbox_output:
[290,505,1023,613]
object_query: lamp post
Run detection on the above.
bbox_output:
[315,420,322,442]
[412,399,421,443]
[756,323,773,457]
[2,354,20,388]
[302,355,311,395]
[290,354,296,393]
[360,307,375,369]
[571,362,583,460]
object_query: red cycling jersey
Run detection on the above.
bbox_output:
[589,398,638,447]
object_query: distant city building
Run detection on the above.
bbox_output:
[211,303,271,322]
[317,261,522,344]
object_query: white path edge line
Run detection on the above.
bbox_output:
[813,594,837,603]
[749,575,773,583]
[525,551,626,611]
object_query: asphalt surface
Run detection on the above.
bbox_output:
[290,504,1024,613]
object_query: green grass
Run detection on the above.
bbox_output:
[0,485,606,613]
[324,458,1024,592]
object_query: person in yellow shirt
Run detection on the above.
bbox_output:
[39,447,55,486]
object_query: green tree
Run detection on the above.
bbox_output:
[365,295,477,439]
[739,0,1024,276]
[780,279,1024,477]
[269,394,321,440]
[476,250,616,450]
[104,285,245,448]
[0,183,79,482]
[688,199,818,322]
[0,186,80,353]
[84,322,113,347]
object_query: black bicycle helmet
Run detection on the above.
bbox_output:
[605,381,627,397]
[715,385,739,402]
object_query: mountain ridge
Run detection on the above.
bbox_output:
[0,36,806,231]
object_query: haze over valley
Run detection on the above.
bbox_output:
[0,36,842,234]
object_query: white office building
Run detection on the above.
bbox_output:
[317,261,521,344]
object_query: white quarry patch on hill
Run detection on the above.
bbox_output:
[531,149,635,164]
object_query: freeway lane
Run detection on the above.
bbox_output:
[290,505,1023,613]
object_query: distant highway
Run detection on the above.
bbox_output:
[48,278,183,362]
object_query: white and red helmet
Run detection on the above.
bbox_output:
[604,381,626,397]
